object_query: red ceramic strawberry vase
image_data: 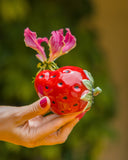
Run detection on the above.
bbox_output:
[24,28,102,115]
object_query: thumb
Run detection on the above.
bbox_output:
[18,96,50,122]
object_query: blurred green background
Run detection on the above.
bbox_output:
[1,0,126,159]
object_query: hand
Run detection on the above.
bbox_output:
[0,97,83,148]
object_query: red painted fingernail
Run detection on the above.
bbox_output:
[76,111,87,120]
[40,97,47,108]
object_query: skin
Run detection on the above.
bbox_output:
[0,97,81,148]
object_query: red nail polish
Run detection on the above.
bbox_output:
[76,111,87,120]
[40,97,47,108]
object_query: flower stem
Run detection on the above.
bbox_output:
[37,61,59,72]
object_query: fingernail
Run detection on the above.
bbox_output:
[76,111,86,120]
[40,97,47,108]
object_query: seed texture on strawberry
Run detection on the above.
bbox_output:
[24,28,102,115]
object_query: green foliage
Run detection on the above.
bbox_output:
[0,0,115,159]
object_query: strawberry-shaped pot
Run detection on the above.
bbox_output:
[24,28,102,115]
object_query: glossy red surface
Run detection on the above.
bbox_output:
[34,66,89,115]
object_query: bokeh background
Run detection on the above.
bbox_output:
[0,0,127,160]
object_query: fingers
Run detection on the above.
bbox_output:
[50,118,79,145]
[41,114,60,125]
[14,112,83,148]
[28,114,60,128]
[15,97,50,124]
[34,118,79,146]
[35,112,80,139]
[57,118,79,140]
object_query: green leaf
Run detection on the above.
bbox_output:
[82,79,92,90]
[81,91,92,101]
[84,101,92,111]
[84,70,94,85]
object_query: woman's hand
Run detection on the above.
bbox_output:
[0,97,83,148]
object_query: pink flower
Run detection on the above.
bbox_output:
[48,28,76,62]
[24,28,76,62]
[24,28,48,62]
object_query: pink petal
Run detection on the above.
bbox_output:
[36,54,44,62]
[49,29,65,61]
[24,28,47,62]
[49,29,64,54]
[24,28,37,48]
[58,29,63,35]
[37,37,48,45]
[62,28,76,53]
